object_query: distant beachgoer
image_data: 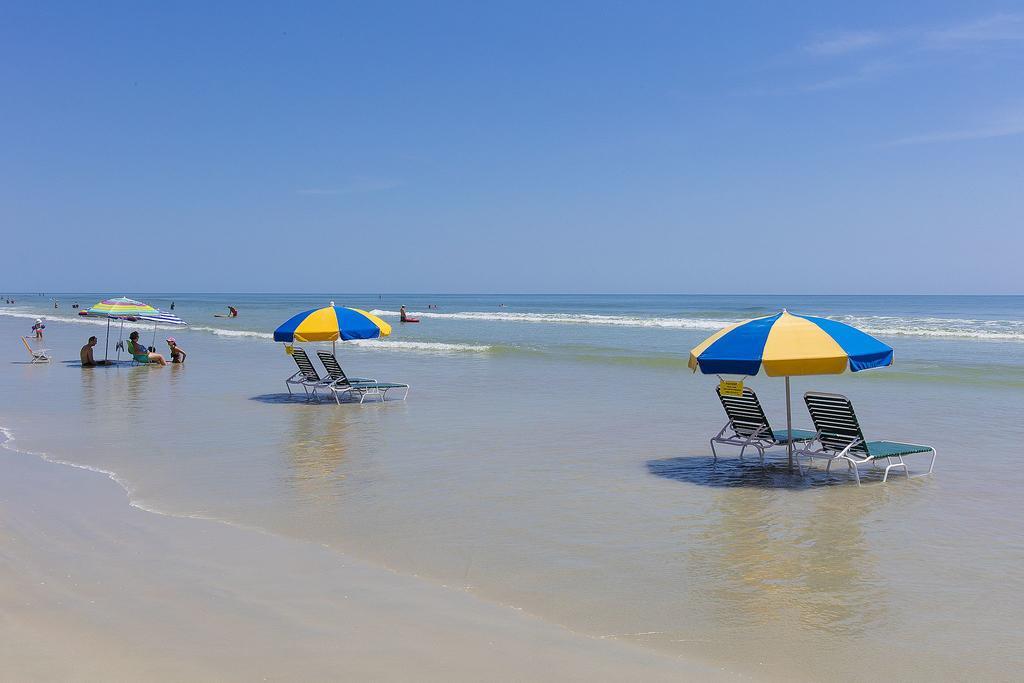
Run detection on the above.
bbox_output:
[72,302,79,309]
[166,337,186,363]
[54,300,59,308]
[80,336,109,367]
[170,301,175,311]
[400,305,408,322]
[32,319,45,339]
[128,331,166,366]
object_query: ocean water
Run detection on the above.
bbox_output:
[2,293,1023,680]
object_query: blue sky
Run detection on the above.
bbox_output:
[2,2,1022,293]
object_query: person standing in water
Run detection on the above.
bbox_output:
[32,319,45,339]
[400,305,408,322]
[170,301,175,311]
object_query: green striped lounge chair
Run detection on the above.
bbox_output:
[797,392,936,485]
[316,350,409,404]
[285,347,334,400]
[712,386,817,469]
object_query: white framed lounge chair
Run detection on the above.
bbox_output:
[795,392,936,486]
[711,386,816,469]
[285,347,333,400]
[21,337,51,363]
[316,350,409,404]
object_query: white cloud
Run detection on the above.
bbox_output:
[889,108,1024,145]
[804,31,885,56]
[923,13,1024,47]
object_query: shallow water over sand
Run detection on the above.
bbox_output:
[2,295,1023,680]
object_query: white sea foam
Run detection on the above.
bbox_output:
[349,339,491,353]
[369,309,734,330]
[836,316,1024,342]
[366,308,1024,342]
[190,325,275,340]
[4,306,1024,344]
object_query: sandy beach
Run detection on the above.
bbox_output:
[0,429,728,681]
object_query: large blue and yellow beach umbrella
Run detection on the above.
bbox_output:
[274,305,391,345]
[689,310,893,469]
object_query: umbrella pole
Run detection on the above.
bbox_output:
[104,317,110,362]
[786,376,793,472]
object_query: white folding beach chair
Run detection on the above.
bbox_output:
[711,386,816,469]
[21,337,50,363]
[316,350,409,404]
[795,392,937,485]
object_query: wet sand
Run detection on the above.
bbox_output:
[0,435,731,681]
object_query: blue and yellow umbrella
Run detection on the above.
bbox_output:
[274,305,391,344]
[689,310,893,469]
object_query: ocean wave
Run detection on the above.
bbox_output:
[190,325,275,340]
[836,316,1024,342]
[369,309,734,330]
[5,306,1024,344]
[349,339,491,353]
[367,308,1024,342]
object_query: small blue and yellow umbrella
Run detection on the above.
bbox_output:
[689,310,893,469]
[274,304,391,350]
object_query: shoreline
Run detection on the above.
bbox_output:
[0,423,736,681]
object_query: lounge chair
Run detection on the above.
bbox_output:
[796,392,936,485]
[21,337,50,363]
[125,339,153,366]
[316,350,409,404]
[711,386,817,469]
[285,348,333,400]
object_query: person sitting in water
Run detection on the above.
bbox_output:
[127,331,166,366]
[166,337,186,363]
[80,336,109,367]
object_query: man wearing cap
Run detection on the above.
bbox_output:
[166,337,187,363]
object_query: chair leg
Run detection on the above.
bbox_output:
[710,440,718,463]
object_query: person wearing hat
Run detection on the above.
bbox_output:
[32,318,45,339]
[166,337,186,364]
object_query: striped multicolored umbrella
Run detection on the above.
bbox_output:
[274,305,391,344]
[88,297,165,362]
[136,309,187,326]
[689,310,893,470]
[132,309,188,349]
[88,297,159,319]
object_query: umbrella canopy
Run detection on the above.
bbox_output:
[88,297,160,319]
[274,306,391,343]
[689,310,893,472]
[136,309,187,326]
[689,310,892,377]
[87,297,166,362]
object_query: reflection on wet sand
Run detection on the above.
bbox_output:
[283,407,353,502]
[648,454,887,668]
